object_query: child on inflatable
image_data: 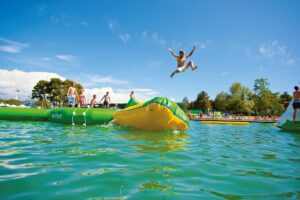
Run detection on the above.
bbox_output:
[67,82,79,107]
[78,89,86,107]
[293,86,300,123]
[100,91,111,108]
[90,95,97,108]
[130,91,135,99]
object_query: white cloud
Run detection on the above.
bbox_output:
[108,20,116,32]
[131,88,158,96]
[198,44,206,49]
[50,15,60,22]
[64,23,72,27]
[0,69,158,103]
[0,46,19,53]
[85,75,129,85]
[56,54,78,62]
[0,69,65,100]
[115,88,158,95]
[84,87,158,103]
[142,30,166,47]
[107,20,130,43]
[258,40,295,65]
[119,33,130,44]
[41,57,51,61]
[192,40,214,49]
[151,32,166,46]
[221,72,230,76]
[80,21,89,27]
[0,38,28,53]
[50,14,69,26]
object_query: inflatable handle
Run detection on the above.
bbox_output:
[83,112,86,126]
[72,108,77,125]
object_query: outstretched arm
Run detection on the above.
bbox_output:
[185,46,196,58]
[168,48,178,58]
[100,96,104,102]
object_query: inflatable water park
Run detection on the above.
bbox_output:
[0,96,299,132]
[0,97,189,131]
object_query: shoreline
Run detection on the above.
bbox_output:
[192,118,276,123]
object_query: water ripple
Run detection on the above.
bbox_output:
[0,121,300,199]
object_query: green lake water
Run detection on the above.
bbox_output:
[0,121,300,199]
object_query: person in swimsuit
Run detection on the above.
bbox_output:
[130,91,135,99]
[78,89,86,107]
[67,82,79,107]
[100,91,111,108]
[168,46,198,78]
[90,94,97,108]
[292,86,300,123]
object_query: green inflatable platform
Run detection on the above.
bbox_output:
[0,107,48,121]
[48,107,116,125]
[0,97,189,131]
[0,107,116,125]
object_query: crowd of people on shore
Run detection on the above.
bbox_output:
[187,112,279,121]
[67,82,136,109]
[187,86,300,122]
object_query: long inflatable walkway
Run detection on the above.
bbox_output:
[0,97,189,131]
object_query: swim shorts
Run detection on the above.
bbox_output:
[68,95,75,106]
[103,100,109,108]
[293,101,300,109]
[177,65,187,72]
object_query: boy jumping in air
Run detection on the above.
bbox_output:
[168,46,198,78]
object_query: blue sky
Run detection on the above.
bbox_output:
[0,0,299,102]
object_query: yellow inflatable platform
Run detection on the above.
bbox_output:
[114,97,189,131]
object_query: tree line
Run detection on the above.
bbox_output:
[0,99,21,106]
[178,78,293,116]
[31,78,83,108]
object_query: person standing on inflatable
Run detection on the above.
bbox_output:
[130,91,135,99]
[168,46,198,78]
[78,89,86,107]
[100,91,111,108]
[67,82,79,107]
[292,86,300,123]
